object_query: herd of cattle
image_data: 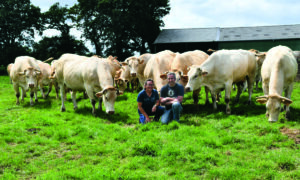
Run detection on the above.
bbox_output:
[6,45,298,122]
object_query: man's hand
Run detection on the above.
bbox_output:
[152,105,157,113]
[145,116,151,123]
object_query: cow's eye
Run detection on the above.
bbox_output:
[193,75,198,79]
[105,97,108,101]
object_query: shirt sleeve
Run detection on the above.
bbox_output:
[178,84,184,96]
[137,92,143,102]
[160,86,166,98]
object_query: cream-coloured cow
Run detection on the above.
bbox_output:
[160,50,210,105]
[125,53,153,87]
[256,45,297,122]
[144,50,176,92]
[248,49,267,91]
[10,56,41,105]
[37,60,53,98]
[185,50,256,114]
[55,54,121,115]
[7,63,14,84]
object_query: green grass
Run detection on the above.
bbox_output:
[0,75,299,179]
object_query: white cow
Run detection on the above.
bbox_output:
[10,56,41,105]
[256,45,298,122]
[55,54,121,115]
[37,60,53,98]
[160,50,210,105]
[143,50,176,92]
[125,53,153,87]
[185,50,256,114]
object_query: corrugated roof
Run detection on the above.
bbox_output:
[154,24,300,44]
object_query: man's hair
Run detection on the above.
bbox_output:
[167,72,176,79]
[144,78,154,89]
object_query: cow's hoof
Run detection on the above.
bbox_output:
[61,108,66,112]
[35,99,38,103]
[16,102,20,105]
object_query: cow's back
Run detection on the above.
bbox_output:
[144,50,176,91]
[202,50,256,83]
[172,50,209,72]
[262,46,297,84]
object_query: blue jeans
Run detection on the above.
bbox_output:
[139,106,165,124]
[161,102,183,124]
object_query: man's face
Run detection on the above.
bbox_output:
[145,81,154,91]
[168,74,176,87]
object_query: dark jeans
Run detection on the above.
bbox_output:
[139,106,165,124]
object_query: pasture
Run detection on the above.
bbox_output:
[0,75,299,179]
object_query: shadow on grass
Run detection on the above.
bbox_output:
[73,106,131,123]
[116,95,128,102]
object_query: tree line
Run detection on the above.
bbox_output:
[0,0,170,73]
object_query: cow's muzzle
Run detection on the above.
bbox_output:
[185,87,191,92]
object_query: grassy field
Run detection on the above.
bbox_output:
[0,75,299,179]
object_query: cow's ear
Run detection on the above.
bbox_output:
[138,59,144,64]
[201,71,208,76]
[160,74,167,80]
[95,92,103,98]
[121,62,127,66]
[181,75,188,82]
[280,97,293,106]
[96,89,108,98]
[256,96,268,104]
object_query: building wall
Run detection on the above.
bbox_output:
[218,39,300,52]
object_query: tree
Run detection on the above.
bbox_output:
[0,0,42,66]
[71,0,170,60]
[32,2,89,60]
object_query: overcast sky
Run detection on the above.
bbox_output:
[31,0,300,52]
[32,0,300,29]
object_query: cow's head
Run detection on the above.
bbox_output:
[256,94,293,122]
[19,67,41,89]
[125,57,143,77]
[95,86,123,114]
[255,52,266,67]
[185,66,207,92]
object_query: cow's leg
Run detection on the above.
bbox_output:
[14,84,20,105]
[21,87,26,102]
[234,82,243,103]
[192,88,200,106]
[34,87,38,103]
[204,86,210,105]
[85,86,97,115]
[262,80,269,117]
[45,82,52,98]
[246,76,254,105]
[225,83,232,114]
[211,90,217,110]
[54,83,59,99]
[60,84,66,112]
[29,88,35,106]
[39,84,46,99]
[284,84,294,120]
[71,90,78,110]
